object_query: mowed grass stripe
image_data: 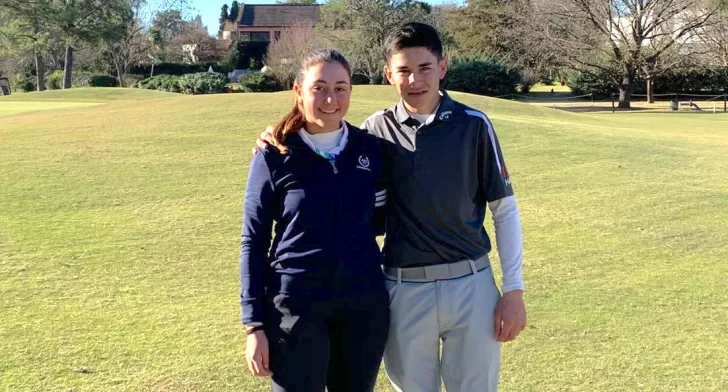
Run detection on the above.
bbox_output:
[0,101,104,117]
[1,87,726,391]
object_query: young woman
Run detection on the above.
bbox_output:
[239,49,389,392]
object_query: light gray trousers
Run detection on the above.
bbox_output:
[383,265,502,392]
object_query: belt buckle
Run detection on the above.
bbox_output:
[424,263,450,280]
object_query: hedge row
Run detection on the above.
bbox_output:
[135,72,228,94]
[129,62,221,77]
[238,72,280,92]
[567,67,728,98]
[45,71,119,89]
[443,58,520,97]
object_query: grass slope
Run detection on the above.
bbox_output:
[1,87,179,102]
[1,86,727,391]
[0,88,180,117]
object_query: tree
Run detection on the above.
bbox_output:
[151,9,186,45]
[103,19,152,86]
[265,24,323,87]
[218,4,229,37]
[104,1,191,82]
[229,1,240,21]
[42,0,132,89]
[319,0,433,84]
[695,5,728,66]
[220,38,242,70]
[0,1,53,91]
[173,16,222,63]
[517,0,721,107]
[443,0,558,91]
[446,0,506,56]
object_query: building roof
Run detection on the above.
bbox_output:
[239,4,321,27]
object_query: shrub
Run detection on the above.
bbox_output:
[565,71,615,99]
[351,74,371,85]
[565,66,728,99]
[178,72,228,95]
[71,71,94,88]
[45,70,102,89]
[239,72,281,92]
[652,67,728,94]
[129,62,219,77]
[519,68,540,93]
[121,74,145,88]
[12,76,35,92]
[136,72,228,94]
[89,75,119,87]
[219,40,269,72]
[47,70,64,90]
[443,58,520,96]
[136,74,182,93]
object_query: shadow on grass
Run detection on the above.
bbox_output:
[616,110,728,115]
[512,91,581,103]
[552,105,652,113]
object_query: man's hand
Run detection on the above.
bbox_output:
[245,330,272,376]
[251,125,276,155]
[494,290,526,343]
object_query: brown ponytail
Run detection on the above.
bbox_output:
[271,97,306,154]
[269,49,352,153]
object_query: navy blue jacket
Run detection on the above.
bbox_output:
[240,123,387,324]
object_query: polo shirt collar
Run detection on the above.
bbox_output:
[394,90,456,126]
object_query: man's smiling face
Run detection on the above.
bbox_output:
[384,47,447,114]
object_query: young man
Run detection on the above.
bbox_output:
[255,22,526,392]
[359,23,526,392]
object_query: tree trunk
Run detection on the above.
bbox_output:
[115,61,125,87]
[618,73,634,109]
[34,52,46,91]
[63,45,74,89]
[646,74,654,104]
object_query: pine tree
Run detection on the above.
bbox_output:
[229,1,239,22]
[218,4,228,37]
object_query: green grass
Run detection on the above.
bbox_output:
[1,87,727,391]
[1,87,179,102]
[0,88,180,117]
[529,83,571,93]
[0,101,104,117]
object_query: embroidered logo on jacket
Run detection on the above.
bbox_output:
[357,155,371,171]
[439,111,452,121]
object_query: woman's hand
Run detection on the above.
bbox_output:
[245,330,272,376]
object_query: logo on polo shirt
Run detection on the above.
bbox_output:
[357,155,371,171]
[502,165,511,186]
[439,111,452,121]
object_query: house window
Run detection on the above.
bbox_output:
[239,31,271,42]
[250,32,270,42]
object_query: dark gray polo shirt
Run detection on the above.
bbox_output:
[361,91,514,268]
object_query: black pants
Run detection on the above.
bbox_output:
[266,289,390,392]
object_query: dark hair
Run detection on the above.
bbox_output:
[383,22,443,64]
[272,49,352,153]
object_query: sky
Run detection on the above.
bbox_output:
[188,0,462,36]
